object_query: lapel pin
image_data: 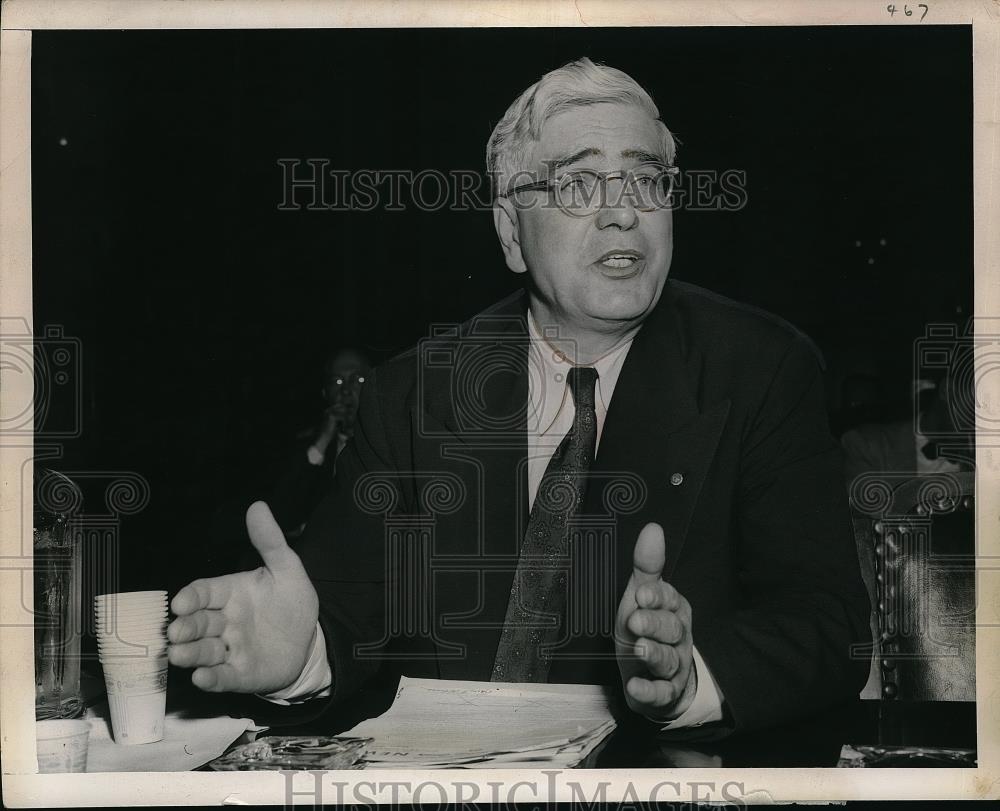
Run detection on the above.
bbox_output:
[670,472,684,486]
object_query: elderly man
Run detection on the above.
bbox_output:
[168,58,871,734]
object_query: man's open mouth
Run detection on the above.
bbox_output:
[594,250,645,274]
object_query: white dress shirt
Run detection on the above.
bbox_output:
[262,309,725,729]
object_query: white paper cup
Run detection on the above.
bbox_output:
[98,642,167,653]
[96,621,168,635]
[96,604,167,615]
[95,607,167,618]
[101,654,168,745]
[95,599,167,610]
[97,625,167,639]
[96,621,167,633]
[95,602,168,631]
[36,719,91,773]
[94,607,170,625]
[97,638,167,652]
[94,608,170,624]
[95,609,167,623]
[98,641,168,658]
[97,624,167,635]
[97,635,167,647]
[95,594,166,602]
[97,634,167,650]
[95,604,167,614]
[95,603,167,612]
[95,590,167,602]
[95,606,167,619]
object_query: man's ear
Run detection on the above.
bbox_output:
[493,197,528,275]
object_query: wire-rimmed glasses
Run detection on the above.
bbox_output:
[501,162,680,217]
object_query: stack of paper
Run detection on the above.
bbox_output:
[343,676,616,769]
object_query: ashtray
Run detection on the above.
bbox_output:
[209,735,370,770]
[837,743,977,768]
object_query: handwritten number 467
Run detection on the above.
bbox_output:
[887,4,929,20]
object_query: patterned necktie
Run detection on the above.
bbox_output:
[492,365,599,682]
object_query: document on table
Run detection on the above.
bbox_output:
[343,677,617,769]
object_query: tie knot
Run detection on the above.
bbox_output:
[567,366,598,411]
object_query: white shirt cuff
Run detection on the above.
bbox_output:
[256,621,333,705]
[306,445,326,466]
[657,645,725,729]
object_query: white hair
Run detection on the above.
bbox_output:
[486,57,677,198]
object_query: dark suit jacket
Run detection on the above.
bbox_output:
[294,280,872,734]
[269,440,338,538]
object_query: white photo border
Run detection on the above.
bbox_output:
[1,0,998,805]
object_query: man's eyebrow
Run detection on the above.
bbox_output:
[547,147,604,172]
[547,147,666,173]
[621,148,665,163]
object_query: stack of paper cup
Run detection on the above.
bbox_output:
[94,591,169,745]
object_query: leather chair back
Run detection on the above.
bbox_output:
[850,472,975,701]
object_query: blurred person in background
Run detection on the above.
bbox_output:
[269,347,372,538]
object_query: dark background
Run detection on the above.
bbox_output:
[31,26,972,589]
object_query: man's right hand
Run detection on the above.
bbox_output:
[313,409,340,453]
[167,501,319,694]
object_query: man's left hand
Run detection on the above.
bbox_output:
[615,522,697,721]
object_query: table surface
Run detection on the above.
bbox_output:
[86,665,976,769]
[175,682,976,769]
[591,698,977,768]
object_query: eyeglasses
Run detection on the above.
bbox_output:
[325,372,366,393]
[502,162,680,217]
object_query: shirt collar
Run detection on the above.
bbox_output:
[526,308,633,436]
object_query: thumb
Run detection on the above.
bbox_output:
[631,522,666,588]
[246,501,295,573]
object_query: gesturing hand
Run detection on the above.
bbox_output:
[615,522,696,721]
[167,501,319,694]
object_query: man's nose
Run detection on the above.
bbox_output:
[594,180,639,230]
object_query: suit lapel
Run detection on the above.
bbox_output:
[419,291,531,680]
[584,284,731,588]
